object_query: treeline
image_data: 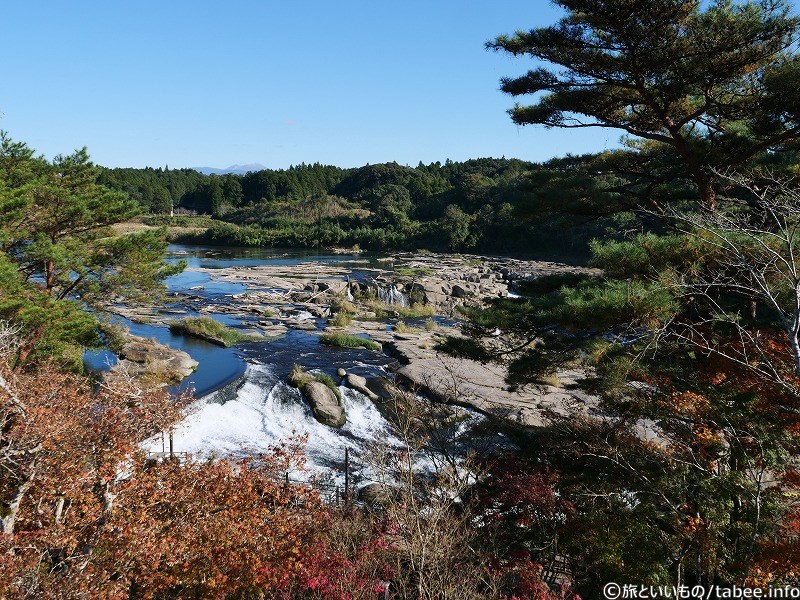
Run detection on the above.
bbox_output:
[99,158,631,259]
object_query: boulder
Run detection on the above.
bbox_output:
[287,320,318,331]
[303,381,346,428]
[323,279,349,295]
[105,335,198,389]
[337,367,347,378]
[259,324,289,337]
[451,282,480,298]
[345,373,379,401]
[411,279,449,305]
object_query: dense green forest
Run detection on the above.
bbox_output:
[98,157,640,259]
[98,142,800,259]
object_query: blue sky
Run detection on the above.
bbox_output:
[2,1,620,169]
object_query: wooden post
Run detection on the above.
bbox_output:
[169,430,174,460]
[344,447,350,503]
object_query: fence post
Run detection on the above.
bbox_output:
[344,447,350,503]
[169,430,174,460]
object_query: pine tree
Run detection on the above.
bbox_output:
[489,0,800,211]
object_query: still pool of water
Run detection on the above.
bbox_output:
[166,243,384,271]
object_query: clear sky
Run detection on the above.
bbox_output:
[2,1,620,169]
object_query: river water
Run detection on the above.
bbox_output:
[87,245,481,484]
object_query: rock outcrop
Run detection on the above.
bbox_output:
[289,366,346,428]
[303,381,346,428]
[365,377,395,401]
[345,373,379,401]
[104,334,198,389]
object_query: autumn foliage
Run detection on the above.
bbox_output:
[0,317,587,600]
[0,337,332,598]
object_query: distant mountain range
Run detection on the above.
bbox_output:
[192,163,267,175]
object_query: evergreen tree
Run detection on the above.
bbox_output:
[0,133,182,365]
[489,0,800,211]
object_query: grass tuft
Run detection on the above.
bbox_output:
[319,332,381,351]
[329,312,353,327]
[394,266,433,277]
[365,300,435,319]
[169,316,263,347]
[289,364,342,400]
[394,321,420,334]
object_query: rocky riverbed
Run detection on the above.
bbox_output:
[108,247,600,431]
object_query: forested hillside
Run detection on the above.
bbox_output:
[98,157,639,258]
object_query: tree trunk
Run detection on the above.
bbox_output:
[791,331,800,378]
[45,258,55,295]
[662,124,716,213]
[1,478,33,537]
[699,176,716,213]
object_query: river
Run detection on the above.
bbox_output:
[85,244,484,485]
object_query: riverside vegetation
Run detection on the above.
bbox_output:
[168,315,265,347]
[3,0,800,597]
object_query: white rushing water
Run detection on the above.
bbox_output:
[144,364,402,483]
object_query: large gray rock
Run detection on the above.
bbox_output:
[105,335,198,389]
[411,279,449,305]
[303,381,346,428]
[345,373,379,401]
[286,320,317,331]
[451,282,479,298]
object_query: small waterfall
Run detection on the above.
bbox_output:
[372,280,408,307]
[143,363,402,484]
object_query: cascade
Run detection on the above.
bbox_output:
[372,280,408,306]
